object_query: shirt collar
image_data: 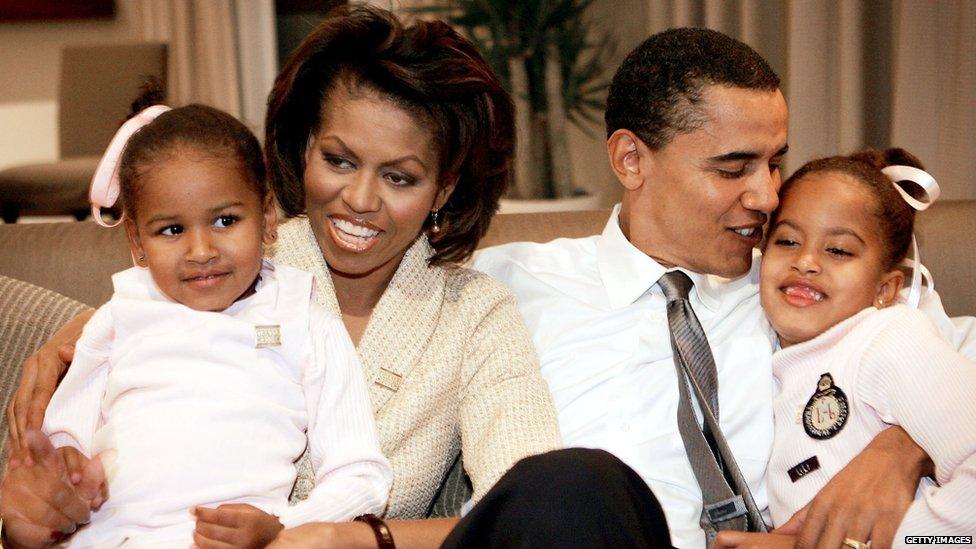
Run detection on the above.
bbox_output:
[596,204,722,311]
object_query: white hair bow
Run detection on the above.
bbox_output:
[880,165,941,308]
[89,104,171,227]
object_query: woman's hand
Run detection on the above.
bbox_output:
[268,521,376,549]
[0,431,97,548]
[56,446,108,511]
[7,310,93,448]
[713,531,795,548]
[775,426,925,549]
[192,504,284,549]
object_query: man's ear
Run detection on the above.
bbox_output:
[876,269,905,308]
[262,193,279,246]
[124,217,147,267]
[607,129,646,191]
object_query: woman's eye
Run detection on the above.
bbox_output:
[160,225,183,236]
[385,172,415,186]
[774,238,797,247]
[826,247,853,257]
[214,215,238,228]
[325,155,354,170]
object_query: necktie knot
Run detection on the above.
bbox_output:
[658,270,694,302]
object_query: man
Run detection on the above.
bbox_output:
[474,28,960,548]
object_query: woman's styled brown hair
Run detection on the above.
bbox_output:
[265,5,515,266]
[774,147,925,270]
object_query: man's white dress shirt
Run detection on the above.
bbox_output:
[474,205,976,548]
[474,206,777,548]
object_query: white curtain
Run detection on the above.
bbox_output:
[890,0,975,200]
[233,0,278,138]
[644,0,976,199]
[134,0,278,136]
[137,0,241,116]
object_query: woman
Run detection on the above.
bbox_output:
[1,6,561,548]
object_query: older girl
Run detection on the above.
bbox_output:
[717,149,976,548]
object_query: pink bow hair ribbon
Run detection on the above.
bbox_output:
[880,164,941,309]
[89,104,172,227]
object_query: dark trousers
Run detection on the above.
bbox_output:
[441,448,674,548]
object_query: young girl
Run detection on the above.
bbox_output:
[40,91,392,547]
[720,148,976,548]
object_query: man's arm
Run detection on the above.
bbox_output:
[776,426,928,549]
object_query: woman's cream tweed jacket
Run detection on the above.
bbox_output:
[273,217,561,518]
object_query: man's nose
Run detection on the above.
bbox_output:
[742,168,780,214]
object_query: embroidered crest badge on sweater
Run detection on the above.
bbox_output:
[802,373,849,439]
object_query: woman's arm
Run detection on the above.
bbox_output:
[1,432,96,549]
[7,309,93,448]
[457,279,562,501]
[271,518,459,549]
[2,306,112,549]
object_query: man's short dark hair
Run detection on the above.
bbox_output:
[605,27,780,149]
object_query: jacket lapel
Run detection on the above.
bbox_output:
[273,218,445,412]
[356,235,445,412]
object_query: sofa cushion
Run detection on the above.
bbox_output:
[915,200,976,316]
[0,275,90,455]
[0,220,130,307]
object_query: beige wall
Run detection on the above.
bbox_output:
[569,0,650,208]
[570,0,976,203]
[0,3,144,169]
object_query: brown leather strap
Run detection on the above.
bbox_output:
[355,514,395,549]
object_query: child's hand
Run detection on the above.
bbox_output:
[192,503,283,549]
[56,446,108,511]
[713,531,796,549]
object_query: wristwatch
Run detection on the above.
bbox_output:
[354,514,395,549]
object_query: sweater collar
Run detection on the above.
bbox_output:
[597,204,722,311]
[273,217,445,412]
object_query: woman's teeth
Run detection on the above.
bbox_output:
[332,218,380,238]
[784,286,825,302]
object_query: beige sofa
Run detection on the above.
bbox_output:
[2,204,974,312]
[0,205,974,515]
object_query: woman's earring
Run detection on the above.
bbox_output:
[138,254,146,264]
[430,210,441,234]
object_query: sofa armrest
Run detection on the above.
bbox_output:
[0,276,91,456]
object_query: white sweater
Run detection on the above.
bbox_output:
[43,263,392,547]
[770,305,976,545]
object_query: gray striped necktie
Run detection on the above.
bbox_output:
[657,271,767,542]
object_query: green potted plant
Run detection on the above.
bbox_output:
[414,0,614,207]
